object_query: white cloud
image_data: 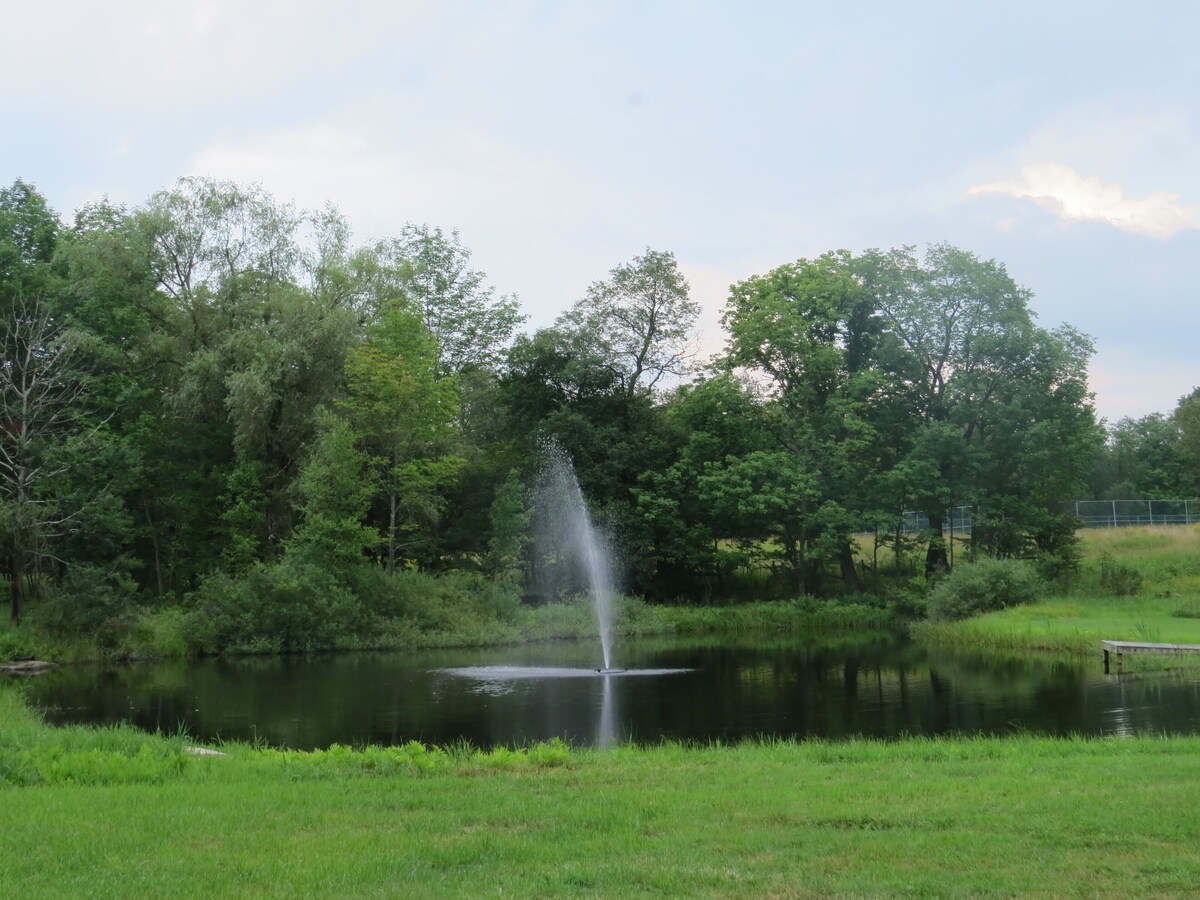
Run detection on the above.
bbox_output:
[967,163,1200,239]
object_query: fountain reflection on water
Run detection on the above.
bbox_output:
[438,664,690,746]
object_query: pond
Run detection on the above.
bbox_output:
[24,634,1200,749]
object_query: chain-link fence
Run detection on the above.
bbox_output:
[1072,499,1199,527]
[890,506,974,534]
[880,500,1198,535]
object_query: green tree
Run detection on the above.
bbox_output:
[698,450,819,594]
[341,302,463,571]
[285,413,379,571]
[484,471,532,580]
[358,225,524,377]
[858,244,1099,572]
[558,249,699,398]
[140,179,358,563]
[1173,388,1200,497]
[722,251,894,590]
[1096,411,1193,500]
[631,374,770,596]
[52,199,190,595]
[0,179,60,311]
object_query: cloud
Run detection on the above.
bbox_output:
[967,163,1200,239]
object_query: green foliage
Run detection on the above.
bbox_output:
[484,471,532,579]
[183,561,363,654]
[0,621,49,662]
[27,564,140,644]
[219,455,269,573]
[925,557,1044,621]
[1092,405,1199,500]
[0,687,190,787]
[0,174,1114,640]
[0,178,60,307]
[124,607,189,659]
[250,737,569,779]
[285,413,379,571]
[340,302,463,569]
[353,568,523,639]
[360,224,525,377]
[557,247,698,396]
[1099,552,1144,597]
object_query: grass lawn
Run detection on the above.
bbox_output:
[918,525,1200,660]
[3,685,1200,897]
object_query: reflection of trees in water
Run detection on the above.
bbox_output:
[25,639,1200,748]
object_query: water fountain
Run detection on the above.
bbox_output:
[533,443,620,672]
[438,446,687,744]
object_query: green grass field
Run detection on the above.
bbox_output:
[3,686,1200,897]
[918,526,1200,661]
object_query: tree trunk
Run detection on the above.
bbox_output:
[782,524,804,597]
[143,501,165,598]
[925,514,949,576]
[9,544,22,621]
[387,489,398,573]
[839,541,860,592]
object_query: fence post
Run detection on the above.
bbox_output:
[1111,500,1117,528]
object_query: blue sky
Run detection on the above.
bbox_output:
[4,1,1197,421]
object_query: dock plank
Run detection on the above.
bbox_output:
[1102,640,1200,673]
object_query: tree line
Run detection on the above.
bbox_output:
[1,176,1191,649]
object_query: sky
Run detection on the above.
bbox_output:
[3,0,1197,422]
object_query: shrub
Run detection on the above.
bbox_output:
[124,608,189,659]
[184,561,363,653]
[352,568,523,636]
[1099,553,1143,597]
[925,557,1044,622]
[0,625,47,663]
[27,564,140,646]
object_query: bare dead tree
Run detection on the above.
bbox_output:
[0,294,88,620]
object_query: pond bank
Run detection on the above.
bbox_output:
[3,687,1198,896]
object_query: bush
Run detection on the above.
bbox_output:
[1099,553,1143,597]
[351,568,523,636]
[124,608,189,659]
[184,561,363,653]
[0,623,49,662]
[27,564,140,646]
[925,557,1044,622]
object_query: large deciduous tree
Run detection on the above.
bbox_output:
[721,251,897,591]
[722,244,1100,583]
[140,179,358,563]
[559,248,699,398]
[359,224,524,377]
[341,302,463,571]
[858,244,1100,571]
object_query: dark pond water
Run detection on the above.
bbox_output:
[24,634,1200,749]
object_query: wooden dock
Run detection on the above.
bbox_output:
[1102,640,1200,673]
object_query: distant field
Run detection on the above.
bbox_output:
[919,525,1200,658]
